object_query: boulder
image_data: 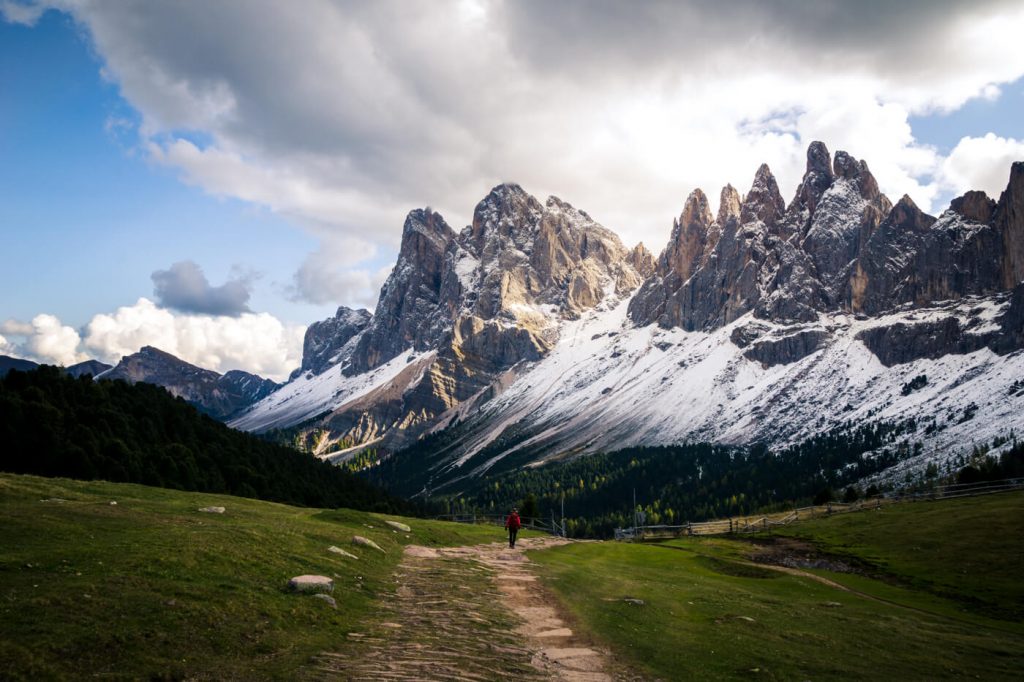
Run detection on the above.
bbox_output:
[312,593,338,608]
[352,536,384,552]
[198,506,225,514]
[384,520,411,533]
[328,546,359,559]
[288,575,334,593]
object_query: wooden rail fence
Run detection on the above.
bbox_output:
[614,477,1024,541]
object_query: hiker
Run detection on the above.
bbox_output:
[505,507,522,548]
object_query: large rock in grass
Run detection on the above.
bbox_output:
[352,536,384,552]
[328,545,359,559]
[313,593,338,608]
[288,575,334,593]
[385,520,412,533]
[198,506,225,514]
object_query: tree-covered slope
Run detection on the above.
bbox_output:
[0,366,406,512]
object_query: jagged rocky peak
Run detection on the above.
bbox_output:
[717,184,742,225]
[995,161,1024,289]
[661,188,714,281]
[468,182,544,256]
[950,190,995,224]
[740,163,786,227]
[400,208,456,273]
[888,194,936,233]
[680,187,714,228]
[298,306,372,377]
[833,150,885,206]
[792,140,836,217]
[629,242,656,278]
[348,208,455,373]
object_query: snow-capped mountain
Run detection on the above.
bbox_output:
[232,142,1024,487]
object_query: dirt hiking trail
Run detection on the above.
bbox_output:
[312,536,645,681]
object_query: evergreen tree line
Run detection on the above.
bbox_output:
[433,419,924,538]
[956,442,1024,484]
[0,366,410,513]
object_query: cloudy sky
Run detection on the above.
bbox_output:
[2,0,1023,380]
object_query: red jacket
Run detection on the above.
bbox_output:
[505,512,521,530]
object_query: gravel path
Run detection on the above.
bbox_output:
[312,536,633,681]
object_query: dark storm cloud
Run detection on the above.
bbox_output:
[151,261,253,316]
[498,0,1020,79]
[15,0,1023,306]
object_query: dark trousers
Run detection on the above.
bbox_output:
[508,528,518,548]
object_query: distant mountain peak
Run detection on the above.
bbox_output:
[102,347,278,420]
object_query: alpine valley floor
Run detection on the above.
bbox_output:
[2,473,1021,681]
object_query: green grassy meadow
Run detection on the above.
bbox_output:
[0,473,520,681]
[3,471,1022,681]
[531,491,1024,681]
[767,492,1024,621]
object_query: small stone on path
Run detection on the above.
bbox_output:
[327,545,359,559]
[288,575,334,593]
[536,628,573,638]
[352,535,384,552]
[384,520,411,532]
[198,506,225,514]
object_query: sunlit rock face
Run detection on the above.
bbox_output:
[233,144,1024,487]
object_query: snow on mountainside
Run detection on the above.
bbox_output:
[429,293,1024,483]
[233,142,1024,487]
[231,350,435,434]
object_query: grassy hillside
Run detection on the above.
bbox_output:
[531,491,1024,681]
[0,474,517,681]
[767,491,1024,621]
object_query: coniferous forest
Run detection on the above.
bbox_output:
[404,419,1022,538]
[0,366,408,513]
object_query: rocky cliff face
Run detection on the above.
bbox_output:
[100,346,279,420]
[629,142,1022,333]
[294,306,371,378]
[234,183,649,448]
[235,145,1024,487]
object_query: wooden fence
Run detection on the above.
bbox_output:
[614,477,1024,541]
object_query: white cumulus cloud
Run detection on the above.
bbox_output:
[0,314,87,366]
[8,0,1024,285]
[82,298,305,382]
[941,133,1024,199]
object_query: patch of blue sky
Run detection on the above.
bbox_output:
[909,77,1024,153]
[0,12,330,328]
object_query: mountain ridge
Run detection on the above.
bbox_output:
[231,142,1024,489]
[99,346,279,420]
